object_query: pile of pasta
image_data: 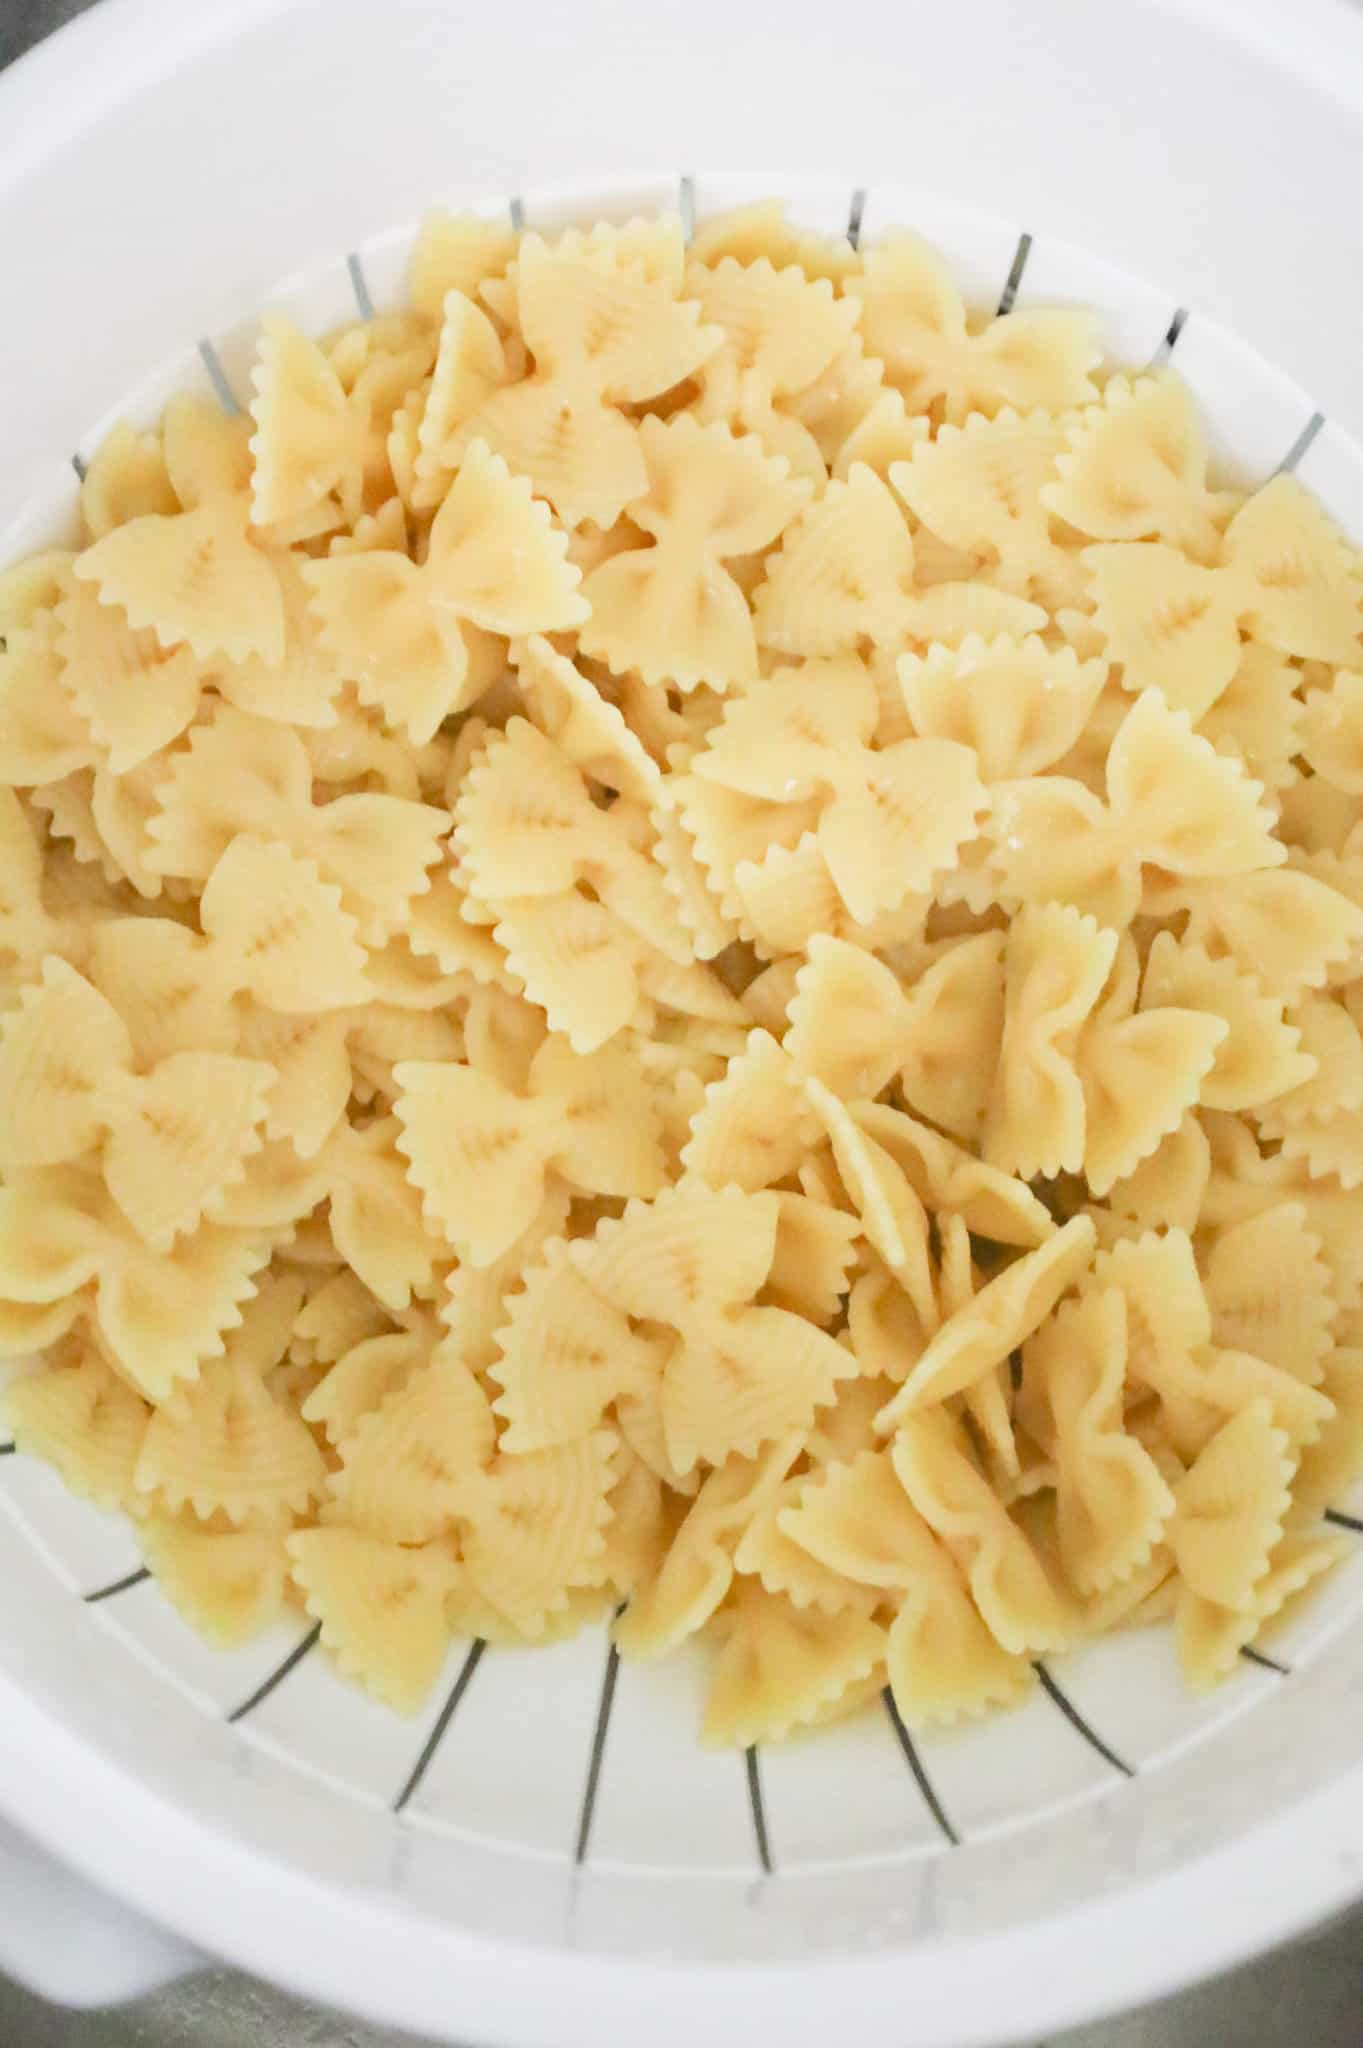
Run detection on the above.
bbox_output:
[2,200,1363,1745]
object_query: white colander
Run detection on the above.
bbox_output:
[3,1,1363,2042]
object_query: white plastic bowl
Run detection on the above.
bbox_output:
[3,2,1363,2042]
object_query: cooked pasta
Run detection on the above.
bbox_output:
[1,199,1361,1744]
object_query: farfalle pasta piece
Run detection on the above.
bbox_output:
[302,439,587,742]
[408,208,519,323]
[0,789,114,982]
[782,1445,1033,1723]
[458,233,720,526]
[148,705,448,939]
[291,1268,393,1366]
[1202,1203,1335,1384]
[877,1214,1096,1425]
[215,552,348,731]
[891,1408,1078,1655]
[615,1434,802,1657]
[679,1029,818,1193]
[859,1099,1054,1248]
[727,832,928,960]
[899,633,1108,783]
[138,1513,293,1648]
[988,690,1283,928]
[411,291,511,511]
[1041,374,1235,561]
[1293,1346,1363,1518]
[1255,991,1363,1137]
[79,420,178,538]
[486,889,648,1055]
[845,1264,931,1384]
[686,255,859,399]
[834,388,932,483]
[73,491,285,666]
[134,1347,326,1523]
[733,1472,882,1615]
[785,934,921,1101]
[0,616,98,789]
[988,903,1116,1179]
[1141,932,1314,1113]
[691,659,987,922]
[454,1429,617,1637]
[584,1185,853,1475]
[301,1329,421,1446]
[54,580,203,774]
[288,1526,458,1713]
[157,392,252,510]
[1181,866,1363,1002]
[0,958,274,1249]
[1300,668,1363,793]
[649,783,738,961]
[1105,1113,1211,1236]
[684,258,858,476]
[688,200,859,285]
[1091,1224,1209,1380]
[1168,1399,1296,1612]
[891,409,1078,606]
[1198,645,1302,793]
[393,1033,663,1265]
[579,415,809,691]
[321,1115,449,1312]
[510,635,660,803]
[752,463,921,656]
[1087,477,1362,711]
[1275,774,1360,857]
[1271,1100,1363,1192]
[248,314,369,534]
[846,230,1100,423]
[4,1343,149,1510]
[1077,946,1227,1196]
[326,1348,495,1541]
[763,1191,862,1325]
[702,1581,886,1748]
[452,718,689,965]
[1177,1524,1348,1691]
[488,1237,664,1450]
[199,836,373,1014]
[1020,1287,1174,1592]
[803,1080,937,1331]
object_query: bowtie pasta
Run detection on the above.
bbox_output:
[2,200,1363,1742]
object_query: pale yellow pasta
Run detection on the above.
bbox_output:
[615,1435,802,1658]
[845,231,1100,423]
[455,1429,617,1636]
[4,199,1363,1739]
[691,659,988,923]
[288,1525,459,1713]
[4,1343,149,1511]
[891,407,1081,608]
[1041,373,1234,562]
[326,1347,494,1540]
[141,1511,295,1648]
[702,1580,887,1747]
[892,1408,1078,1656]
[579,415,810,692]
[302,439,587,741]
[457,230,721,527]
[393,1034,663,1264]
[1018,1287,1175,1593]
[876,1214,1096,1424]
[899,632,1108,783]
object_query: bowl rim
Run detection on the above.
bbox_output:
[5,1,1363,2042]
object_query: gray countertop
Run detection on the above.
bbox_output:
[1,2,1361,2043]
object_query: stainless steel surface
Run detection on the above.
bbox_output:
[2,0,1362,2040]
